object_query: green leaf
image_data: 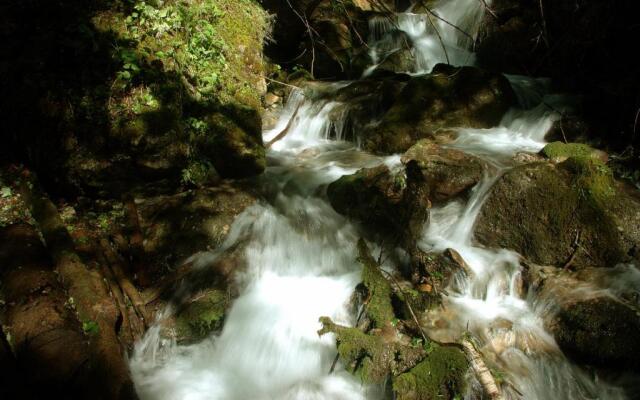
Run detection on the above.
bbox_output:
[0,187,11,198]
[82,320,100,335]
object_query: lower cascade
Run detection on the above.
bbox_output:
[128,2,639,400]
[129,85,637,400]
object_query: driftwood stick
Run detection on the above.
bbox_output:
[100,238,152,327]
[266,104,302,148]
[461,338,505,400]
[142,261,194,305]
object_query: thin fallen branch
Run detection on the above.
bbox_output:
[266,103,302,148]
[123,194,148,286]
[563,229,582,270]
[265,76,303,90]
[478,0,499,20]
[142,261,194,305]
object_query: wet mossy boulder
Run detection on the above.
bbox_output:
[552,297,640,371]
[402,140,484,203]
[173,289,230,343]
[362,64,516,154]
[474,146,640,268]
[392,345,468,400]
[327,162,430,245]
[529,265,640,371]
[136,183,256,272]
[199,109,266,178]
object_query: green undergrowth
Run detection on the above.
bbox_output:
[94,0,269,108]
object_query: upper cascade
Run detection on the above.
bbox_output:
[367,0,490,75]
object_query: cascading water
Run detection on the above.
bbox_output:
[130,2,637,399]
[366,0,488,75]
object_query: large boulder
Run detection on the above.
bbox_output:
[327,162,430,245]
[362,64,516,154]
[475,144,640,269]
[529,265,640,371]
[402,140,484,203]
[136,183,257,274]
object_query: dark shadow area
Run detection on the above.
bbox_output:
[0,0,263,199]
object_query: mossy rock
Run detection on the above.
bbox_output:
[393,345,468,400]
[327,163,430,245]
[402,140,484,203]
[551,297,640,371]
[474,159,640,269]
[318,317,426,384]
[199,109,266,178]
[362,64,516,154]
[174,289,229,342]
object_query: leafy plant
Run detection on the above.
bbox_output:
[82,320,100,335]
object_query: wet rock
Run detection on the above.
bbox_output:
[474,153,640,269]
[529,265,640,371]
[409,248,471,289]
[327,162,430,245]
[168,289,230,344]
[199,109,266,179]
[374,30,417,73]
[402,140,484,203]
[362,64,516,154]
[136,183,257,274]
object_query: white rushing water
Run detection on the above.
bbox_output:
[366,0,488,75]
[130,1,635,399]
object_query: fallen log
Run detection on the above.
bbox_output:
[0,223,92,398]
[18,175,136,400]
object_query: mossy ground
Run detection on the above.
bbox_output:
[393,345,468,400]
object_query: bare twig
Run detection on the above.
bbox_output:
[265,76,302,90]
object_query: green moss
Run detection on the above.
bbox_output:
[542,142,595,160]
[318,317,425,384]
[542,142,615,207]
[175,289,228,341]
[358,239,395,328]
[393,345,468,400]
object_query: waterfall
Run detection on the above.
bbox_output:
[129,2,634,399]
[366,0,489,75]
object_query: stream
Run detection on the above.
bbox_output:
[130,1,633,399]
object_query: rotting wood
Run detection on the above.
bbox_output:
[142,261,194,305]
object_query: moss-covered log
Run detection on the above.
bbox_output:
[18,176,136,399]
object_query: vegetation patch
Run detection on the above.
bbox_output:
[393,345,468,400]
